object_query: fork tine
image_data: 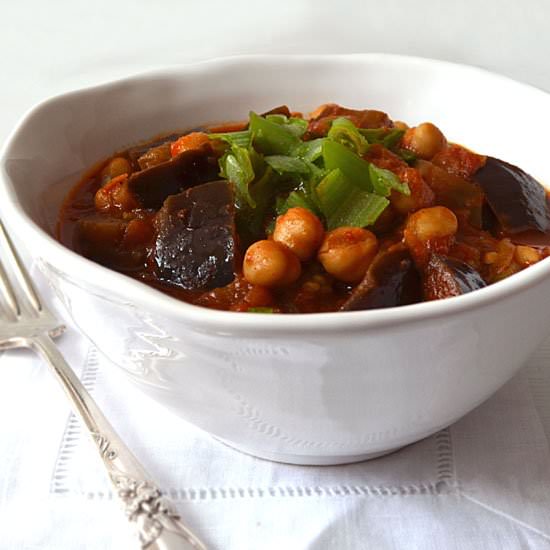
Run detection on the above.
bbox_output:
[0,255,20,317]
[0,219,42,312]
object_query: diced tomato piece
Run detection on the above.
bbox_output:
[306,105,392,138]
[432,144,486,179]
[94,174,139,214]
[206,121,248,133]
[170,132,211,157]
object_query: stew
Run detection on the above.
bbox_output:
[58,104,550,313]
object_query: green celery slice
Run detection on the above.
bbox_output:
[397,148,417,165]
[316,169,350,218]
[316,169,389,230]
[322,140,373,192]
[266,114,308,137]
[369,164,410,197]
[292,138,326,162]
[359,128,387,142]
[327,117,370,155]
[358,127,405,149]
[208,130,251,148]
[249,112,300,155]
[220,145,256,208]
[382,128,405,149]
[276,190,319,216]
[316,168,390,229]
[265,114,288,124]
[265,155,311,175]
[327,192,389,230]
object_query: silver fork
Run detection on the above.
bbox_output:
[0,219,208,550]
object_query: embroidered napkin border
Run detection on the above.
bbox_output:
[50,346,456,501]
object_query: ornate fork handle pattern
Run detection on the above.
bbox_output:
[31,335,207,550]
[90,430,186,547]
[0,219,206,550]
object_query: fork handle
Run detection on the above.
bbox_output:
[30,334,207,550]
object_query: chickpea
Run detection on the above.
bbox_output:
[100,156,131,184]
[389,167,435,215]
[514,245,540,266]
[170,132,210,157]
[483,251,499,265]
[403,122,447,160]
[272,207,325,261]
[404,206,458,265]
[393,120,409,131]
[318,227,379,283]
[406,206,458,242]
[243,240,301,287]
[95,174,138,213]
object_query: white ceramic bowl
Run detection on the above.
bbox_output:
[2,54,550,465]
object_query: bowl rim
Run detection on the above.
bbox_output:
[2,52,550,334]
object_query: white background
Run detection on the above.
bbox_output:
[2,0,550,147]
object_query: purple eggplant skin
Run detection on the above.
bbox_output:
[423,254,486,301]
[341,246,422,311]
[474,156,550,235]
[153,180,237,291]
[126,130,209,169]
[127,148,219,209]
[126,133,181,169]
[261,105,292,117]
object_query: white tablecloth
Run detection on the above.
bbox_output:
[2,2,550,548]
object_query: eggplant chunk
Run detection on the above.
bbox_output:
[261,105,292,117]
[475,156,550,235]
[77,217,126,249]
[136,143,172,170]
[341,246,422,311]
[128,147,218,209]
[423,254,486,301]
[126,133,181,168]
[76,216,146,270]
[154,180,237,290]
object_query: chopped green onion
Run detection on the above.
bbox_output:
[327,192,389,230]
[235,166,276,243]
[382,128,405,149]
[265,114,288,124]
[220,145,256,208]
[327,117,370,155]
[248,307,275,313]
[215,113,407,236]
[359,128,388,142]
[265,155,311,175]
[304,168,325,212]
[316,169,350,218]
[276,190,319,216]
[322,140,373,192]
[316,168,392,229]
[397,148,417,165]
[266,114,308,138]
[249,112,300,155]
[208,130,251,148]
[292,138,326,162]
[286,117,308,137]
[358,127,404,150]
[368,164,410,197]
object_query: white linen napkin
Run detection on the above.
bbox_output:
[2,267,550,549]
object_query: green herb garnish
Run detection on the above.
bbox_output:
[210,112,411,235]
